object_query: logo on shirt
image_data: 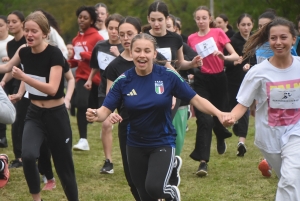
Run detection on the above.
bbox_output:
[155,81,164,94]
[127,89,137,96]
[282,92,292,99]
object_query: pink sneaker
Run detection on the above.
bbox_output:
[258,159,272,177]
[0,154,9,188]
[42,179,56,191]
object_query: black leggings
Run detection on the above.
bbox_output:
[127,146,177,201]
[22,103,78,200]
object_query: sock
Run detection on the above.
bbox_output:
[0,160,4,172]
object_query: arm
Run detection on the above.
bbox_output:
[86,106,113,122]
[9,81,25,104]
[175,46,202,70]
[12,65,62,96]
[0,45,24,73]
[64,69,75,109]
[0,86,16,124]
[222,43,239,61]
[106,79,113,94]
[0,73,13,87]
[85,68,99,90]
[223,103,248,127]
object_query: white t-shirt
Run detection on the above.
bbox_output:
[48,27,68,59]
[0,35,14,65]
[237,56,300,153]
[98,29,109,40]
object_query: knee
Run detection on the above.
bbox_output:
[102,120,113,133]
[22,151,38,164]
[145,182,164,199]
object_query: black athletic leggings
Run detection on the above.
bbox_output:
[22,103,78,201]
[127,146,177,201]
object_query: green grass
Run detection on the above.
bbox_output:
[0,115,278,201]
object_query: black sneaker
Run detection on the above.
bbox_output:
[217,138,227,155]
[236,142,247,157]
[100,159,114,174]
[196,162,208,177]
[165,185,181,201]
[169,156,182,187]
[0,137,7,148]
[9,159,23,169]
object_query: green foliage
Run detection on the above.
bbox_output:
[0,0,299,43]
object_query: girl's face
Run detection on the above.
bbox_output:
[194,10,211,31]
[7,14,23,35]
[237,17,253,39]
[118,23,138,50]
[77,10,93,32]
[166,18,175,32]
[258,18,271,29]
[215,17,227,30]
[269,25,296,58]
[66,44,73,59]
[0,18,8,39]
[96,6,108,28]
[148,11,167,36]
[131,38,157,75]
[107,20,119,42]
[24,20,46,48]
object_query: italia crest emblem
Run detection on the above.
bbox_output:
[155,81,164,94]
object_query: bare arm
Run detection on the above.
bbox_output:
[86,106,113,122]
[0,73,13,87]
[0,45,25,73]
[12,65,62,96]
[175,46,202,70]
[106,79,114,95]
[223,43,239,61]
[64,69,75,109]
[9,81,25,104]
[223,103,248,127]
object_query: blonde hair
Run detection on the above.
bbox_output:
[24,11,50,36]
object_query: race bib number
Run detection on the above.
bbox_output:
[97,52,116,70]
[24,74,47,97]
[157,48,171,62]
[195,37,218,58]
[269,87,300,109]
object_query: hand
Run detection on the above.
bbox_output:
[64,99,71,110]
[84,80,92,90]
[12,66,25,80]
[171,96,176,110]
[191,55,203,67]
[219,112,236,127]
[9,93,22,104]
[234,56,243,66]
[86,108,99,122]
[109,113,123,124]
[2,56,9,63]
[80,52,89,61]
[0,80,5,87]
[110,46,120,57]
[243,63,251,72]
[213,50,226,60]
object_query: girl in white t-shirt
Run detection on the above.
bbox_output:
[224,17,300,201]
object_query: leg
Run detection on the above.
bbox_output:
[100,117,114,174]
[276,136,300,200]
[173,106,188,156]
[118,117,141,201]
[44,105,78,201]
[0,123,7,148]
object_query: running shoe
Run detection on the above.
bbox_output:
[8,159,23,168]
[42,178,56,191]
[196,161,208,177]
[236,142,247,157]
[169,156,182,187]
[0,154,9,188]
[73,138,90,151]
[258,159,272,177]
[100,159,114,174]
[217,138,227,155]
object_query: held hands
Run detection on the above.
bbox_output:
[110,46,120,57]
[218,112,236,127]
[12,66,25,80]
[234,56,243,66]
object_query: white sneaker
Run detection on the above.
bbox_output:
[73,138,90,151]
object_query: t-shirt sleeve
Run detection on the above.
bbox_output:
[218,29,230,48]
[90,44,99,69]
[63,58,70,73]
[105,60,118,81]
[236,66,261,107]
[102,74,124,111]
[167,69,196,102]
[50,48,65,68]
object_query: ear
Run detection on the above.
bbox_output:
[147,16,151,24]
[153,50,157,59]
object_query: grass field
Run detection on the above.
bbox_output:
[0,114,278,201]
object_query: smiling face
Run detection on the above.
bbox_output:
[118,23,138,51]
[7,14,23,35]
[269,25,296,58]
[131,38,157,75]
[148,11,167,36]
[77,10,93,32]
[24,20,46,48]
